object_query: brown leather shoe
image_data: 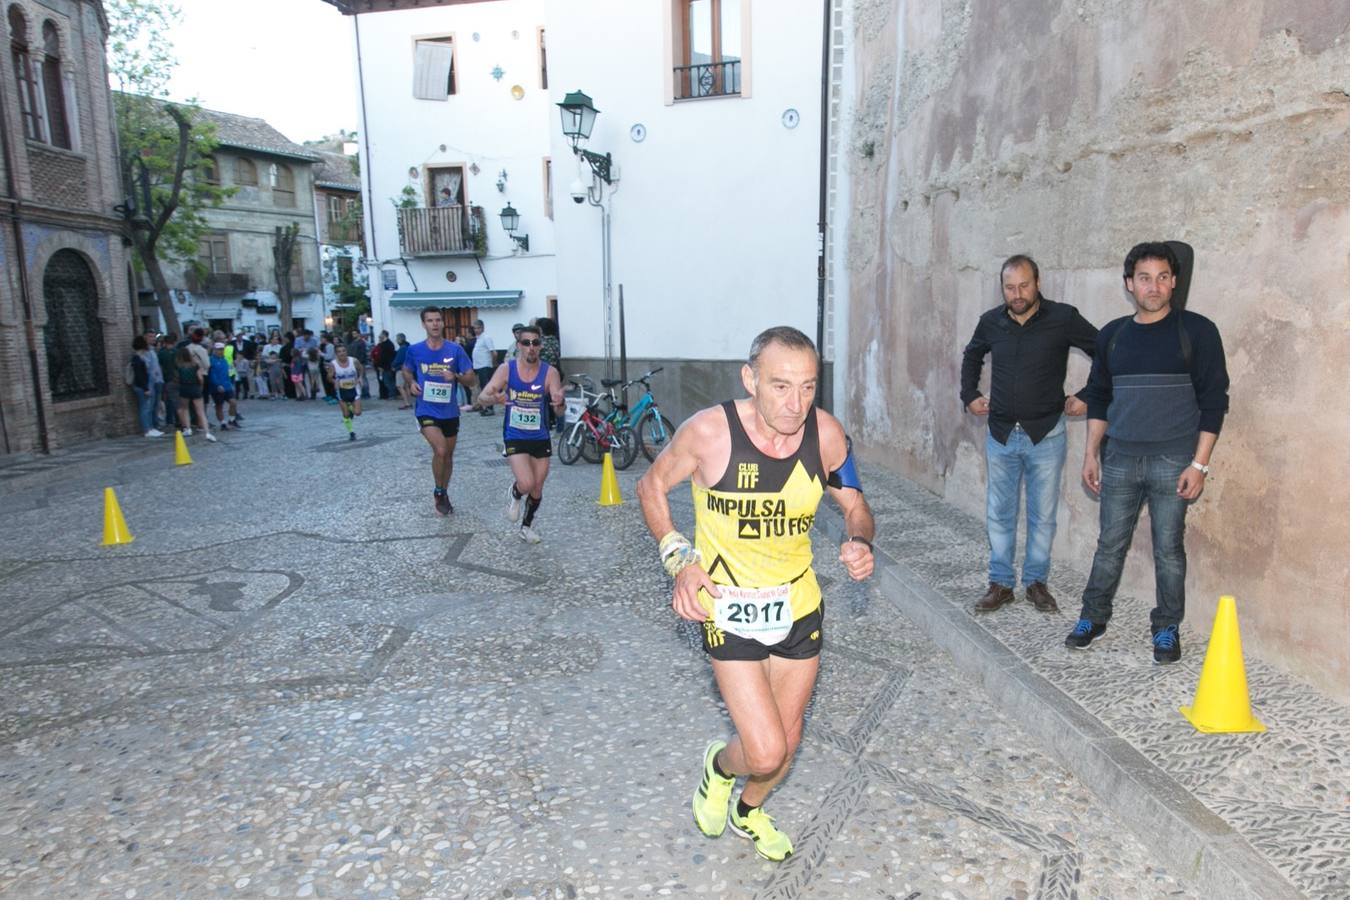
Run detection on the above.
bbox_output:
[1026,582,1059,612]
[974,582,1015,612]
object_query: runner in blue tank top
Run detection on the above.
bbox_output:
[401,306,478,516]
[479,324,564,543]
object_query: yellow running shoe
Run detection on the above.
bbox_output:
[691,740,735,837]
[728,805,794,861]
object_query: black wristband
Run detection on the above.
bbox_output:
[847,535,873,553]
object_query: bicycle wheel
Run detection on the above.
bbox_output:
[610,425,640,470]
[580,425,603,464]
[558,421,585,465]
[638,410,676,462]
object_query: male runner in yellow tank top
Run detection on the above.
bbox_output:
[637,326,875,861]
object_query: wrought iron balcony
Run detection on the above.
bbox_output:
[396,205,485,257]
[201,272,251,294]
[674,59,741,100]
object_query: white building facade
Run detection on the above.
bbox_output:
[332,0,835,421]
[341,0,558,348]
[546,0,832,417]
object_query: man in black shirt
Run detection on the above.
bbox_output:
[961,255,1098,614]
[1065,242,1229,664]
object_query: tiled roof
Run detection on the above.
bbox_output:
[313,150,361,190]
[191,106,320,163]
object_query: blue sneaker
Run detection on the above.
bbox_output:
[1065,618,1107,649]
[1152,625,1181,664]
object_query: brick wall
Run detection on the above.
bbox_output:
[26,146,90,210]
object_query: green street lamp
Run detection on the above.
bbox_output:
[557,90,599,147]
[557,88,614,185]
[499,202,529,253]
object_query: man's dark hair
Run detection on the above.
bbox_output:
[748,326,817,371]
[132,335,147,351]
[1123,242,1179,281]
[517,325,541,340]
[1000,254,1040,282]
[420,305,441,322]
[534,316,558,337]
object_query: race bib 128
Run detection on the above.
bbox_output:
[423,381,452,403]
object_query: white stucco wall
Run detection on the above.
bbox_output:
[547,0,825,362]
[351,0,558,341]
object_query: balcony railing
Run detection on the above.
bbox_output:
[326,220,364,245]
[201,272,251,294]
[674,59,741,100]
[397,205,485,257]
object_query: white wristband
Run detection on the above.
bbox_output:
[1190,461,1210,474]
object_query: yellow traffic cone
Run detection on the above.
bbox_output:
[597,451,623,506]
[174,430,193,466]
[101,487,134,546]
[1179,595,1266,733]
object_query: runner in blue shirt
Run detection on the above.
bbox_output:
[403,306,477,515]
[479,324,564,543]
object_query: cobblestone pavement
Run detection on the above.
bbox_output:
[852,466,1349,899]
[0,399,1196,898]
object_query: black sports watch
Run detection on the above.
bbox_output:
[846,535,873,553]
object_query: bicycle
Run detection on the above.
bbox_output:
[601,369,676,462]
[558,378,639,469]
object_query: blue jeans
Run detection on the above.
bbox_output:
[986,417,1067,588]
[132,386,155,432]
[1079,448,1190,630]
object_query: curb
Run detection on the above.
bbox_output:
[818,508,1304,900]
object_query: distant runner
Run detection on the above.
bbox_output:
[327,343,364,441]
[403,306,476,515]
[636,326,875,862]
[478,324,564,543]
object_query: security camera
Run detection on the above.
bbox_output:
[569,179,587,204]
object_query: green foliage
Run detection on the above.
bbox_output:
[107,0,232,273]
[392,185,419,208]
[334,281,371,333]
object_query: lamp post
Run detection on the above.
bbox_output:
[498,203,529,253]
[557,90,619,377]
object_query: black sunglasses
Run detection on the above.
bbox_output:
[518,338,542,347]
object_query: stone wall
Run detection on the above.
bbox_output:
[843,0,1350,699]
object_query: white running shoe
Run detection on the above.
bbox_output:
[518,525,541,544]
[145,429,164,438]
[204,431,218,443]
[182,428,193,437]
[506,482,523,523]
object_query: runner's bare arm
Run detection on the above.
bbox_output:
[546,367,564,413]
[403,365,421,395]
[478,364,510,406]
[637,410,723,620]
[454,366,477,388]
[819,412,875,582]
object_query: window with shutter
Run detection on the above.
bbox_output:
[412,36,455,99]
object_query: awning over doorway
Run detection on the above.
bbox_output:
[388,290,522,309]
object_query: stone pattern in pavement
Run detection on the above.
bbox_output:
[856,463,1350,899]
[0,400,1195,897]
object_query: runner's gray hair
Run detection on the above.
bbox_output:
[748,326,818,372]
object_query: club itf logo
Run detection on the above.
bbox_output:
[736,462,759,489]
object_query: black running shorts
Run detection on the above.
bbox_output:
[702,606,823,661]
[417,416,460,438]
[504,439,551,459]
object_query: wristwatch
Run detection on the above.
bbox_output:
[1190,461,1210,475]
[847,535,874,553]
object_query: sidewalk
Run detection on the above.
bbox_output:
[823,465,1349,899]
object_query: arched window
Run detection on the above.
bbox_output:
[43,250,108,400]
[271,162,295,207]
[202,155,220,184]
[40,20,69,149]
[236,157,258,186]
[7,6,43,141]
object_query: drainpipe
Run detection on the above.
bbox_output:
[353,13,385,327]
[0,66,51,453]
[814,0,831,410]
